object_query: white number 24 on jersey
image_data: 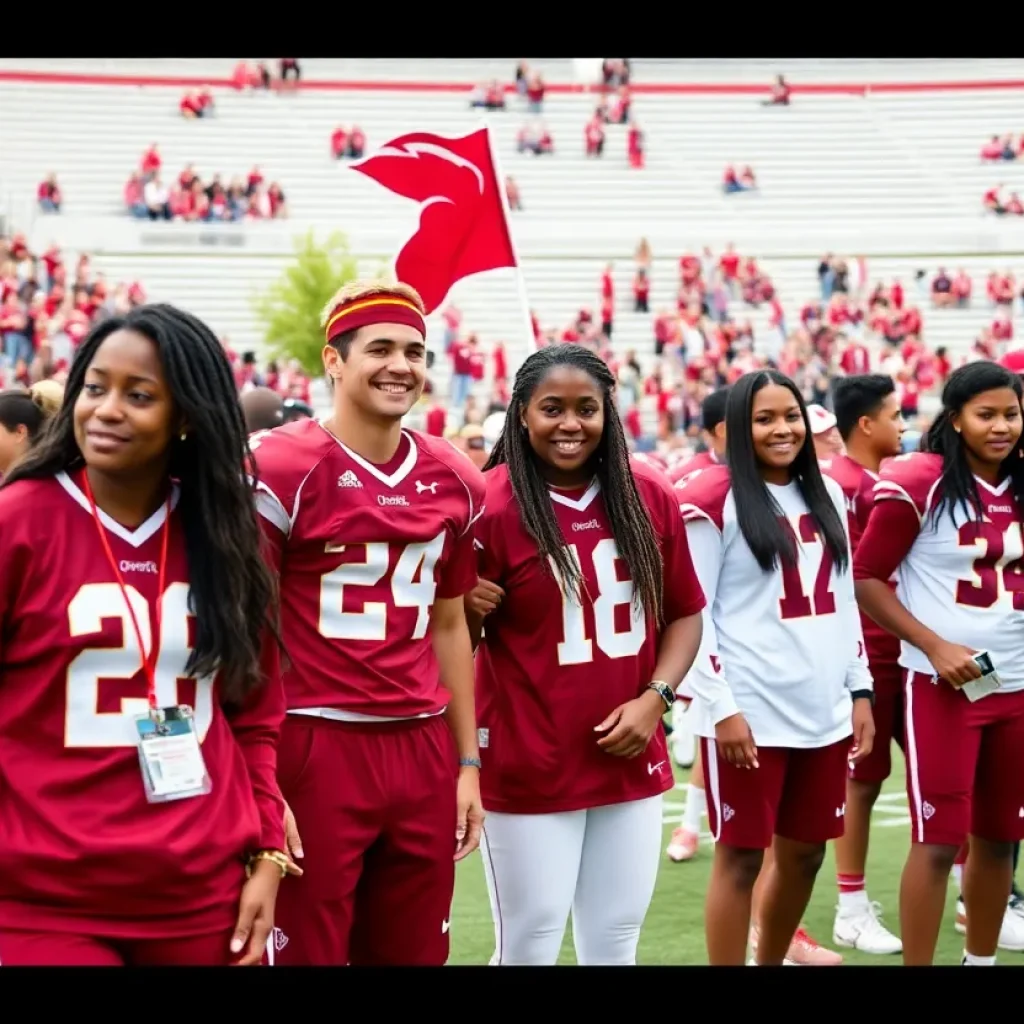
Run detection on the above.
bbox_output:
[65,582,215,749]
[318,531,448,641]
[551,538,646,666]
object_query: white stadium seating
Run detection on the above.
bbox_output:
[1,57,1024,409]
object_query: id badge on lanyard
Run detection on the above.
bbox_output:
[83,474,213,804]
[135,705,212,804]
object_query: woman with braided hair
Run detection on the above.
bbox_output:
[466,344,705,965]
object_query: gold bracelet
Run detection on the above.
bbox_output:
[246,849,291,879]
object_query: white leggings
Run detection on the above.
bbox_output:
[480,794,663,965]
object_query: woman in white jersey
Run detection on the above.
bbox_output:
[676,369,874,966]
[855,361,1024,966]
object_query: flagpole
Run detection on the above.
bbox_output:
[481,118,538,353]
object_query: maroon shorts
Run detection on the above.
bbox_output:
[702,735,850,849]
[848,662,905,784]
[272,713,458,966]
[903,671,1024,846]
[0,927,235,966]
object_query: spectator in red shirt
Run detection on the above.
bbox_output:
[931,267,955,308]
[627,122,644,169]
[952,269,972,307]
[719,244,741,294]
[984,185,1006,214]
[1000,345,1024,375]
[37,174,61,213]
[140,144,161,180]
[633,269,650,313]
[180,90,213,119]
[980,136,1004,161]
[525,72,546,113]
[423,400,447,437]
[330,125,348,159]
[763,74,790,106]
[585,115,605,157]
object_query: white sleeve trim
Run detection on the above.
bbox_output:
[255,485,290,537]
[873,480,923,523]
[679,503,722,532]
[682,519,739,726]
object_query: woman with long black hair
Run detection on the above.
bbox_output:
[855,360,1024,966]
[0,304,294,965]
[676,368,874,966]
[466,344,705,965]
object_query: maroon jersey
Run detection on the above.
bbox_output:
[819,452,900,666]
[252,419,486,718]
[0,470,285,938]
[670,449,719,488]
[474,460,706,814]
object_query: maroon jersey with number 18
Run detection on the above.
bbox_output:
[0,470,285,939]
[251,419,486,718]
[474,460,706,814]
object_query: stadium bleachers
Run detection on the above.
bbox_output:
[1,58,1023,401]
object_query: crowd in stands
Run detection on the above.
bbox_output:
[125,146,288,222]
[983,184,1024,217]
[471,61,642,167]
[980,134,1024,161]
[421,235,1024,477]
[330,125,366,161]
[14,58,1024,472]
[0,233,146,388]
[231,58,301,93]
[179,87,214,119]
[723,165,757,193]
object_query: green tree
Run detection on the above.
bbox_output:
[251,229,362,375]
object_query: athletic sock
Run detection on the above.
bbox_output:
[837,874,868,912]
[962,951,996,966]
[952,864,964,889]
[682,784,705,834]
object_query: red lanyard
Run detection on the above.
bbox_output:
[82,472,171,711]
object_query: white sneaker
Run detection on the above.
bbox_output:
[833,901,902,954]
[955,897,1024,952]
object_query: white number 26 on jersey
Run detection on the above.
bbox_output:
[65,582,215,749]
[551,538,646,666]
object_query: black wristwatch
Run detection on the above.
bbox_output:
[850,689,875,706]
[648,680,675,709]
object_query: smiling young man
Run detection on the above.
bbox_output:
[249,281,487,966]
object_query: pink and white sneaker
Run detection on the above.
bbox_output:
[749,924,843,966]
[785,927,844,965]
[665,827,699,862]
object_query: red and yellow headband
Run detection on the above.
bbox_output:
[324,294,426,345]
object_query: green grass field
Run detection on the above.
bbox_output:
[448,749,1017,966]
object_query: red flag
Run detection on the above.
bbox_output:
[350,126,518,314]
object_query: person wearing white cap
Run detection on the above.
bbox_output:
[481,410,506,452]
[807,403,844,459]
